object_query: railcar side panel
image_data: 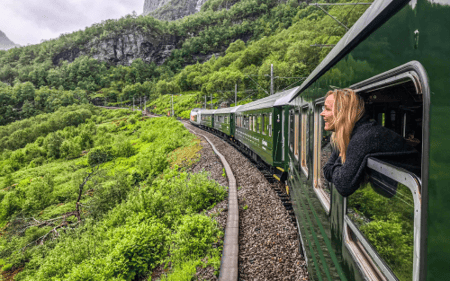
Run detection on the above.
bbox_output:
[235,108,275,166]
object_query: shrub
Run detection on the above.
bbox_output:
[44,132,64,159]
[115,140,136,158]
[60,139,82,159]
[87,146,115,166]
[171,214,221,261]
[106,219,170,280]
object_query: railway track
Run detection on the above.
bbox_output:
[184,122,307,281]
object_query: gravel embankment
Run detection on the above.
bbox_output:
[185,123,308,281]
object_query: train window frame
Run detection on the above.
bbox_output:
[313,98,331,214]
[344,158,422,281]
[300,106,309,177]
[289,110,295,153]
[294,110,300,160]
[343,61,429,281]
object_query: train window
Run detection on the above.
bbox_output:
[262,114,266,135]
[253,116,257,132]
[294,111,300,159]
[345,159,421,281]
[300,107,309,176]
[269,113,272,137]
[343,62,428,281]
[257,115,261,133]
[313,101,332,212]
[289,110,295,152]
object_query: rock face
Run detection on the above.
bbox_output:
[53,29,179,66]
[143,0,209,21]
[0,30,19,50]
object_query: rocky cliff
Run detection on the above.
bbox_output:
[53,28,180,66]
[0,30,19,50]
[143,0,209,21]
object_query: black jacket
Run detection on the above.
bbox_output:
[323,115,420,197]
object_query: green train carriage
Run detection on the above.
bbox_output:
[199,109,215,130]
[285,0,450,280]
[235,87,299,180]
[212,106,242,139]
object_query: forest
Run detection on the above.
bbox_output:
[0,0,370,126]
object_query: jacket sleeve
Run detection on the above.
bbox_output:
[323,149,339,182]
[329,133,379,197]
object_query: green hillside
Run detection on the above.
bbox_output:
[0,0,370,125]
[0,105,226,279]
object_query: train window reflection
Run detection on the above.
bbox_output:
[289,110,295,153]
[313,102,332,212]
[300,107,309,176]
[347,173,416,281]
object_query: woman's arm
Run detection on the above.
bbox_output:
[327,133,378,197]
[323,149,339,182]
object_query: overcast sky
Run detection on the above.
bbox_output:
[0,0,144,46]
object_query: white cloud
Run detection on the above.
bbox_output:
[0,0,143,46]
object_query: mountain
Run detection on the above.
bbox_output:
[0,30,19,50]
[143,0,209,21]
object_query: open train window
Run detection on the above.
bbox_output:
[313,100,332,213]
[294,111,300,160]
[344,62,428,281]
[300,106,309,177]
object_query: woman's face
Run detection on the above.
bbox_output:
[320,94,336,131]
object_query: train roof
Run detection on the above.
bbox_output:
[236,86,301,112]
[198,109,216,115]
[214,105,242,114]
[289,0,408,101]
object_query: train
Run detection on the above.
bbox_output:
[190,0,450,280]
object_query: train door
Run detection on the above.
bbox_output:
[339,61,429,281]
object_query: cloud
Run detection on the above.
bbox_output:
[0,0,143,46]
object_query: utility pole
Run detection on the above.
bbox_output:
[133,96,135,111]
[235,83,237,106]
[144,96,147,113]
[205,96,207,109]
[270,64,274,95]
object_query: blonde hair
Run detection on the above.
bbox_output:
[326,88,365,163]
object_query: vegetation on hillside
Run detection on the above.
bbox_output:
[0,0,370,126]
[0,105,227,279]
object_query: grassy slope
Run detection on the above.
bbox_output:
[0,107,227,280]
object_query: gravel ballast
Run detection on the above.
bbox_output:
[185,123,308,281]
